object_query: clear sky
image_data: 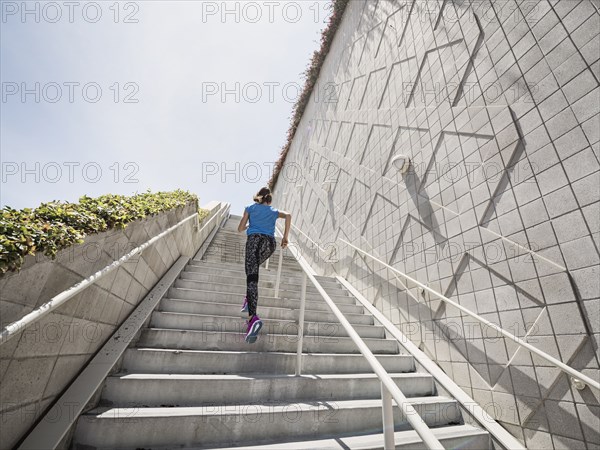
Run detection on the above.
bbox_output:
[1,1,330,215]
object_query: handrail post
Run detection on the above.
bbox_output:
[381,382,395,450]
[274,241,284,298]
[295,271,307,376]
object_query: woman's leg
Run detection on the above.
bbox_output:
[245,234,261,318]
[258,235,277,266]
[245,234,277,317]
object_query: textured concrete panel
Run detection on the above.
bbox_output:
[273,1,600,448]
[0,201,223,449]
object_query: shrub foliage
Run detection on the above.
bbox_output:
[0,190,201,273]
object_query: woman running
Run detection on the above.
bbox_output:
[237,187,291,343]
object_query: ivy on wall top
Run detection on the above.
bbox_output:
[0,190,202,274]
[268,0,350,191]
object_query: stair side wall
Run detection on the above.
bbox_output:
[272,1,600,448]
[0,200,224,449]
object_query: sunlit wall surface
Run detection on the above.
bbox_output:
[272,1,600,448]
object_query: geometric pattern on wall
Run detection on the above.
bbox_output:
[273,1,600,446]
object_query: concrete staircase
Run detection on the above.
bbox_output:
[71,216,491,449]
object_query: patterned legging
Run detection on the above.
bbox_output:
[245,233,277,317]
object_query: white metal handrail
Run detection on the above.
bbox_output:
[289,223,328,252]
[339,238,600,392]
[337,275,526,450]
[274,225,444,450]
[284,223,422,305]
[0,203,227,346]
[273,246,285,298]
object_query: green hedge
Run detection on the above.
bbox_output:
[0,190,203,273]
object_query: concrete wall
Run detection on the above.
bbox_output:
[272,1,599,448]
[0,200,224,449]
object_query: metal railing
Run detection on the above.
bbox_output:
[336,275,526,450]
[274,223,599,391]
[338,238,600,392]
[270,220,600,447]
[0,203,228,346]
[273,225,444,450]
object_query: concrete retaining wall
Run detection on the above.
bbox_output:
[272,1,599,448]
[0,200,225,449]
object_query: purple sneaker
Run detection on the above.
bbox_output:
[245,315,263,344]
[240,297,248,313]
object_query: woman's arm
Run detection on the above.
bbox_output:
[278,210,291,248]
[238,210,249,232]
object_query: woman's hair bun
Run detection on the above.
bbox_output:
[253,187,272,204]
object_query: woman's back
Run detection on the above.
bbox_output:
[244,203,279,236]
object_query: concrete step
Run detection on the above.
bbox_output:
[173,279,354,303]
[121,349,415,375]
[190,258,303,275]
[213,229,285,239]
[185,262,341,288]
[202,246,298,266]
[207,247,296,262]
[212,424,490,450]
[137,328,399,354]
[151,312,385,339]
[167,286,361,313]
[201,254,303,269]
[73,397,462,449]
[219,223,243,230]
[216,226,246,234]
[206,246,298,264]
[179,271,348,296]
[207,236,297,254]
[160,298,373,326]
[101,372,435,407]
[207,234,252,243]
[202,241,298,255]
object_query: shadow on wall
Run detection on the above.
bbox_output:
[404,168,446,249]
